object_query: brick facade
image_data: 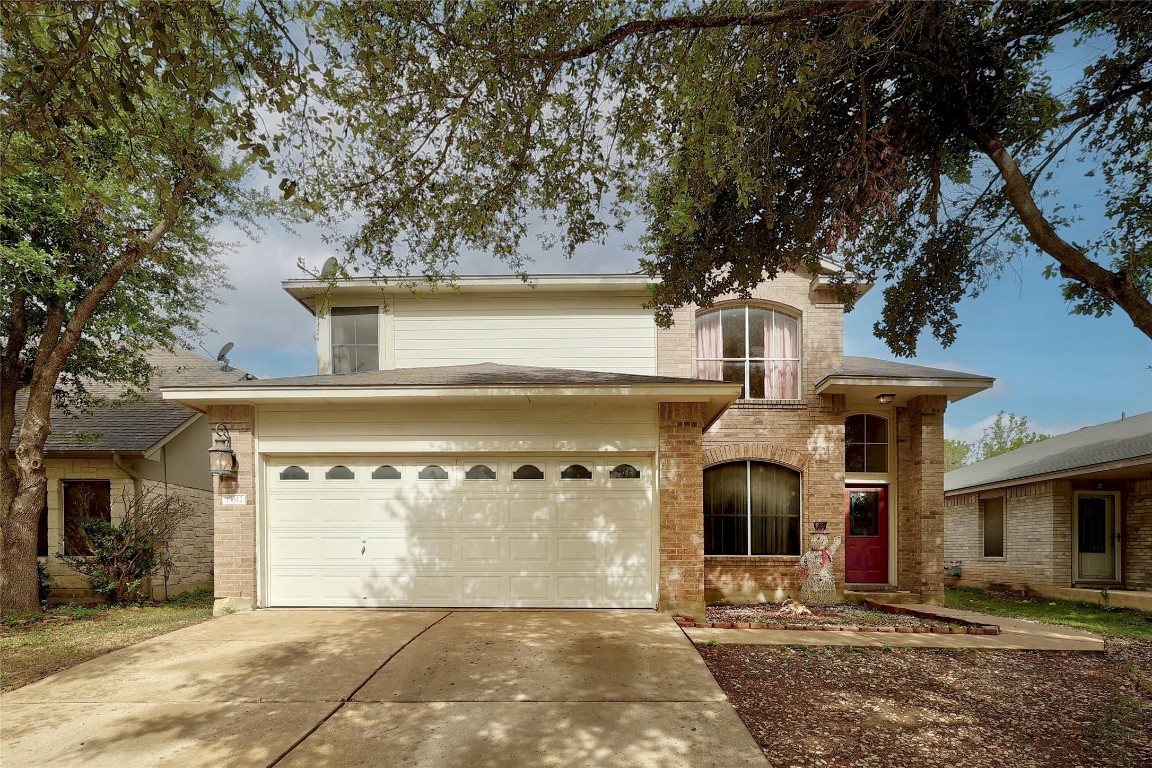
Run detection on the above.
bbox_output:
[946,476,1151,591]
[655,273,953,605]
[657,401,707,618]
[895,395,947,600]
[207,404,257,606]
[1126,479,1152,589]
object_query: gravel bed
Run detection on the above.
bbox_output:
[707,603,965,629]
[701,639,1152,767]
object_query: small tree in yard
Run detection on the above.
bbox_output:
[57,486,196,604]
[0,2,316,615]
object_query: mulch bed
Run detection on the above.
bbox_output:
[700,638,1152,768]
[707,603,969,629]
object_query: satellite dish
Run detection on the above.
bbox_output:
[216,342,234,372]
[320,256,339,280]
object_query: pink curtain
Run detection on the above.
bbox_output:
[766,313,799,399]
[696,313,723,380]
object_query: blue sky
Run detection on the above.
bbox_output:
[207,37,1151,443]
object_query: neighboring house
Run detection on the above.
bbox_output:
[944,411,1152,593]
[14,348,253,601]
[164,269,993,616]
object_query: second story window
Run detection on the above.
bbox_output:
[696,306,800,399]
[331,306,379,374]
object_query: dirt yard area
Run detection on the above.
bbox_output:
[707,602,962,629]
[700,639,1152,767]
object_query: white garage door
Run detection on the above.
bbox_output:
[265,456,655,608]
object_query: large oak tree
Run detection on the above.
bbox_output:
[300,0,1151,352]
[0,1,310,614]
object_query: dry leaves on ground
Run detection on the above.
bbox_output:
[701,640,1152,768]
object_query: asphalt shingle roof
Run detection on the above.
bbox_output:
[821,356,992,381]
[165,362,733,389]
[944,411,1152,492]
[11,348,253,455]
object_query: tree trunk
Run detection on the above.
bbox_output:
[1,481,43,613]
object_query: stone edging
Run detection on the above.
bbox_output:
[674,602,1001,636]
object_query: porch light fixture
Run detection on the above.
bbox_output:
[208,423,236,478]
[875,393,896,405]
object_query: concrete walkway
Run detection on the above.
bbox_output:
[685,604,1105,651]
[1,610,767,768]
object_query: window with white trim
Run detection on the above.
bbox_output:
[331,306,379,374]
[696,306,800,399]
[845,414,889,473]
[704,461,801,556]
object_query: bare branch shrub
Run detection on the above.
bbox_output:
[57,486,197,603]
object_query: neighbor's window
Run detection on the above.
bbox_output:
[696,306,800,399]
[331,306,379,374]
[845,414,889,473]
[982,497,1005,558]
[704,461,800,556]
[62,480,112,556]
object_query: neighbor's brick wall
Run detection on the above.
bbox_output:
[656,275,850,604]
[150,483,213,600]
[895,395,947,599]
[658,401,706,617]
[207,404,257,602]
[1125,479,1152,589]
[943,481,1070,588]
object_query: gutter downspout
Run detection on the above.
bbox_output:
[112,453,143,499]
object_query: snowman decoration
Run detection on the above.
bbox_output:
[797,521,841,606]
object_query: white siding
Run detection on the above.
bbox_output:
[390,293,657,374]
[256,402,659,454]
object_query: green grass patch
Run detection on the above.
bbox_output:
[0,588,213,693]
[945,587,1152,640]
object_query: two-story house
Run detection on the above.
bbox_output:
[164,268,993,617]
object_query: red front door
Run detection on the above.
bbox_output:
[845,487,888,584]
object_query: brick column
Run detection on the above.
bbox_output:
[207,404,257,614]
[896,395,947,602]
[658,401,706,619]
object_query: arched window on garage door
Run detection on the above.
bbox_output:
[704,461,801,556]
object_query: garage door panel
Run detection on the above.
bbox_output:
[461,496,507,525]
[556,536,598,563]
[462,576,503,600]
[461,537,503,563]
[509,576,550,601]
[272,497,321,525]
[508,537,549,562]
[557,575,601,600]
[508,498,552,524]
[267,455,654,608]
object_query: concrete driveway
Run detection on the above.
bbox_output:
[0,610,768,767]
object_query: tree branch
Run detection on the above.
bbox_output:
[975,129,1152,336]
[520,2,874,63]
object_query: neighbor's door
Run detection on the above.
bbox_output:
[845,487,888,584]
[1076,493,1120,582]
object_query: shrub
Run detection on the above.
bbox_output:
[37,560,51,604]
[57,487,195,604]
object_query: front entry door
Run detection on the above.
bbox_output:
[845,487,888,584]
[1076,493,1119,582]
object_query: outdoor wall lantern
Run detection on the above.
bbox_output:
[208,423,237,478]
[875,393,896,405]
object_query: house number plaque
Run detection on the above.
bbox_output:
[221,494,247,505]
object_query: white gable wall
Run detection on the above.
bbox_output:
[319,290,659,375]
[391,293,657,374]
